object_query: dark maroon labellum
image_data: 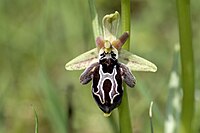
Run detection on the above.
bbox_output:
[92,57,123,113]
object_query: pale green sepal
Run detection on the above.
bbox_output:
[65,48,98,70]
[102,11,120,42]
[119,49,157,72]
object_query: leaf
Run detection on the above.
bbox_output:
[65,48,98,70]
[164,44,181,133]
[119,49,157,72]
[88,0,102,40]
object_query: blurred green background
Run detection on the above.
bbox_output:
[0,0,199,133]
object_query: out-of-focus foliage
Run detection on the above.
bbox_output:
[0,0,199,133]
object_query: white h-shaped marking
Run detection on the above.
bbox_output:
[93,65,119,104]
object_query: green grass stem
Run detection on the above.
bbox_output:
[176,0,195,132]
[121,0,131,50]
[118,0,132,133]
[33,108,39,133]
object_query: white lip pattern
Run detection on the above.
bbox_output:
[93,65,119,104]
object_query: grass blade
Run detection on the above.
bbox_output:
[88,0,102,40]
[33,108,39,133]
[149,101,154,133]
[164,44,181,133]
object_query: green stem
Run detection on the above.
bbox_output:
[118,0,132,133]
[176,0,195,133]
[118,85,132,133]
[121,0,131,50]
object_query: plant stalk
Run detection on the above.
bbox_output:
[118,0,132,133]
[176,0,195,133]
[121,0,131,50]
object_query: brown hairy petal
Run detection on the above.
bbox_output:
[112,31,129,50]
